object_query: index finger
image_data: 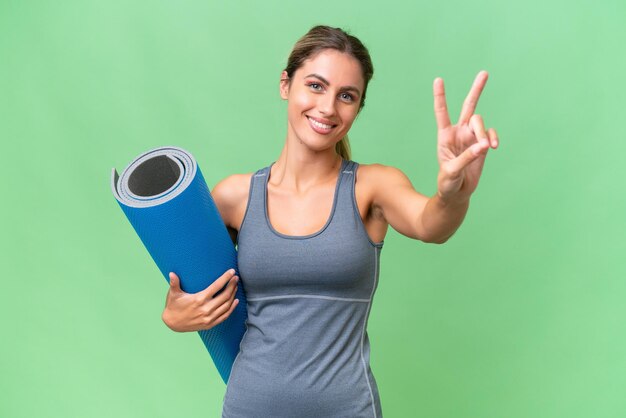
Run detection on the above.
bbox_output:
[433,77,451,129]
[204,268,237,297]
[458,70,489,124]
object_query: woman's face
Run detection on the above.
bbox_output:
[280,49,365,153]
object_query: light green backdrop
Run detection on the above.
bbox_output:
[2,0,625,417]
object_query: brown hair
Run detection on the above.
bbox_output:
[283,25,374,160]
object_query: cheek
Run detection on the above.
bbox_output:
[287,94,313,120]
[292,92,314,110]
[340,108,359,126]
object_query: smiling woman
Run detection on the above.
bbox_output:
[279,25,374,160]
[161,25,499,418]
[280,48,364,154]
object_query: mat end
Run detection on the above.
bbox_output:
[111,168,120,197]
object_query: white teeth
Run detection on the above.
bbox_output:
[309,117,333,130]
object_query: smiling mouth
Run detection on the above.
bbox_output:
[307,116,337,132]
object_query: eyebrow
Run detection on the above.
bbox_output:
[304,73,362,97]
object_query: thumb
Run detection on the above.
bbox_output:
[447,141,488,174]
[168,272,182,293]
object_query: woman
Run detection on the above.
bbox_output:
[162,25,498,417]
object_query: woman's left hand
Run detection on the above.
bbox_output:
[433,71,498,204]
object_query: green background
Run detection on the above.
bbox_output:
[2,0,625,417]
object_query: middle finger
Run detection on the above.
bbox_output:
[458,71,488,124]
[212,276,238,306]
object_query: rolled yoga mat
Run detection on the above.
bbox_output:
[111,146,247,383]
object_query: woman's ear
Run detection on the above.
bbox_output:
[279,71,290,100]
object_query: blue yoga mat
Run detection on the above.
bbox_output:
[111,146,247,383]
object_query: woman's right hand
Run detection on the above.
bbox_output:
[162,269,240,332]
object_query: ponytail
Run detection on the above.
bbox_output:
[335,136,351,160]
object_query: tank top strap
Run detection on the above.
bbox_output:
[241,164,272,226]
[332,160,359,222]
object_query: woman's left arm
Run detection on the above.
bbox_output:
[373,71,499,244]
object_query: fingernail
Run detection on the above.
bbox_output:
[229,268,235,275]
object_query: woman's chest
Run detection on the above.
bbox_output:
[237,230,378,300]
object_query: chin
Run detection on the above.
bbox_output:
[298,134,342,151]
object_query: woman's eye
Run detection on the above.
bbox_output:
[340,92,354,102]
[308,83,322,91]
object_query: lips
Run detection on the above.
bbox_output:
[307,116,337,134]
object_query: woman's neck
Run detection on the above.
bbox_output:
[271,137,343,193]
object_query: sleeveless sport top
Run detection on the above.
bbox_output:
[222,159,385,418]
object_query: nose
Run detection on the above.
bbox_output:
[317,93,336,116]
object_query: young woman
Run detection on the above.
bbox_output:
[162,25,498,417]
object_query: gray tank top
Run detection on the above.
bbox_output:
[222,159,384,418]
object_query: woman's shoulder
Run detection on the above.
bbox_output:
[211,172,254,228]
[352,162,415,217]
[353,161,411,187]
